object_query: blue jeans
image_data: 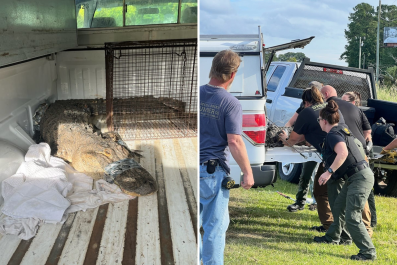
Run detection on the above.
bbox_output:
[200,164,230,265]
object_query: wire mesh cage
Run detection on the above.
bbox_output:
[105,40,197,140]
[289,62,375,104]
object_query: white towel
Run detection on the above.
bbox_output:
[0,143,135,240]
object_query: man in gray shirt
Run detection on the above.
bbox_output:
[200,50,254,265]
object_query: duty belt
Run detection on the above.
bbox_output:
[200,159,218,166]
[343,162,369,179]
[200,159,235,189]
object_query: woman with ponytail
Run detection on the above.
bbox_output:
[313,100,376,261]
[279,86,345,231]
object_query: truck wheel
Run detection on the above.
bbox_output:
[374,169,397,197]
[277,162,302,184]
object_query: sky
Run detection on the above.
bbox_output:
[200,0,397,66]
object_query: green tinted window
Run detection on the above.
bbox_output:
[181,0,197,24]
[76,0,197,29]
[76,0,124,28]
[125,0,178,26]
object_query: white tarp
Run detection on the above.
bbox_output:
[0,143,134,240]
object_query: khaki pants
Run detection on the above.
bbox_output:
[313,163,333,229]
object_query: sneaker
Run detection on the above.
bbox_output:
[350,253,375,261]
[310,225,327,232]
[313,236,336,244]
[287,203,305,212]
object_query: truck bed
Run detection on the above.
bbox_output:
[0,138,197,265]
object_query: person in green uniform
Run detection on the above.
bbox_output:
[313,100,376,261]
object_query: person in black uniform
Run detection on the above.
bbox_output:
[284,81,323,213]
[321,85,375,235]
[279,86,345,231]
[314,100,376,261]
[342,90,377,228]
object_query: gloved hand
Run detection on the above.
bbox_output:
[278,130,288,141]
[380,148,391,155]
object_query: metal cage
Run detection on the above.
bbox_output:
[105,40,197,140]
[289,58,376,104]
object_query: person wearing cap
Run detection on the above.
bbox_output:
[200,49,254,265]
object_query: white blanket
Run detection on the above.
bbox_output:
[0,143,134,240]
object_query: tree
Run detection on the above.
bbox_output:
[277,52,306,62]
[341,3,397,69]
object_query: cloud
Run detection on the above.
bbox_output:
[200,0,233,14]
[200,0,357,66]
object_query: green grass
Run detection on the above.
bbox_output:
[224,179,397,265]
[376,86,397,102]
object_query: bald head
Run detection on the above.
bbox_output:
[321,85,338,101]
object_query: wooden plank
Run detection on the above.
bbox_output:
[20,223,63,265]
[57,208,98,265]
[154,139,174,265]
[45,212,77,265]
[82,204,109,265]
[96,201,129,265]
[173,139,198,242]
[8,237,34,265]
[159,139,197,265]
[135,140,161,265]
[0,235,21,265]
[190,137,197,152]
[122,198,138,265]
[177,138,198,200]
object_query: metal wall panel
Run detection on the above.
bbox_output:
[0,0,78,67]
[77,24,197,46]
[57,51,106,100]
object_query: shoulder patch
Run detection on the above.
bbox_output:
[342,128,351,135]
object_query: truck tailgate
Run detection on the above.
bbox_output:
[0,138,197,265]
[265,146,322,163]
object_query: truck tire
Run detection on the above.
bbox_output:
[277,162,302,184]
[374,169,397,197]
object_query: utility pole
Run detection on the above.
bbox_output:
[359,36,362,69]
[376,0,381,84]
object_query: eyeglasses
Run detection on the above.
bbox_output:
[317,118,323,123]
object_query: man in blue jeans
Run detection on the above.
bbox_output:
[200,49,254,265]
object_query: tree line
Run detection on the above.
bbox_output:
[342,3,397,87]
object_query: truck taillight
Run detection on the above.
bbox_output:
[242,113,266,145]
[242,114,266,127]
[243,131,266,144]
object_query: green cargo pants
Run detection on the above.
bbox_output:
[327,178,351,241]
[295,161,318,205]
[325,167,376,259]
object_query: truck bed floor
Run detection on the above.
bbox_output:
[0,138,197,265]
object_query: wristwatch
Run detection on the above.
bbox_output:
[327,167,334,174]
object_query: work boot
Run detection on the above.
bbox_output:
[308,203,317,211]
[313,236,336,244]
[287,203,305,212]
[350,253,375,261]
[339,238,352,245]
[310,225,327,232]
